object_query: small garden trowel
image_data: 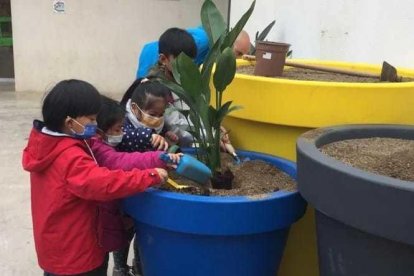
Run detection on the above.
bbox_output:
[160,153,212,185]
[223,142,241,164]
[166,178,189,190]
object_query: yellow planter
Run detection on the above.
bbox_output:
[222,60,414,276]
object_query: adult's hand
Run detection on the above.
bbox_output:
[220,126,231,152]
[165,131,179,143]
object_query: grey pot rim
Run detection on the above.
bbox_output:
[297,124,414,192]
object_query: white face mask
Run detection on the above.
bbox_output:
[104,133,124,147]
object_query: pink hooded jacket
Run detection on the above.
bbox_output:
[90,137,167,251]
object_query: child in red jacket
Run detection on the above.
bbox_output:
[22,79,168,276]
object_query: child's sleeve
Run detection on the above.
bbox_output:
[117,126,154,153]
[164,106,194,147]
[100,148,167,171]
[63,147,161,201]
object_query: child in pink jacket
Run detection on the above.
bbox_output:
[91,95,179,171]
[91,95,180,276]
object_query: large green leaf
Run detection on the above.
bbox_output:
[201,33,224,78]
[163,0,256,173]
[251,20,276,54]
[213,47,236,92]
[257,20,276,41]
[174,53,203,103]
[201,0,227,46]
[216,101,242,123]
[222,0,255,50]
[159,78,195,111]
[208,106,217,128]
[200,34,225,103]
[197,102,211,131]
[171,58,181,85]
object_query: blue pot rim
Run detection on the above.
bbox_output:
[144,149,298,202]
[123,150,307,235]
[142,186,296,202]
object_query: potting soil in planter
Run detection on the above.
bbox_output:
[321,137,414,181]
[162,153,297,196]
[237,65,414,83]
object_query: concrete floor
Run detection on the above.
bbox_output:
[0,86,43,275]
[0,83,129,275]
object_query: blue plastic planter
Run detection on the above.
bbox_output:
[123,150,306,276]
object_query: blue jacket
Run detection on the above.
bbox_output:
[136,26,209,78]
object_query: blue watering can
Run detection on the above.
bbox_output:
[160,153,212,186]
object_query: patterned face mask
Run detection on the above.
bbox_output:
[133,104,165,132]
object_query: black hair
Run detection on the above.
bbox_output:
[159,27,197,59]
[42,79,101,132]
[97,95,126,132]
[120,78,144,107]
[131,80,169,110]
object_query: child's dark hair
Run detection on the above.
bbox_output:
[159,27,197,59]
[97,95,126,132]
[42,79,101,132]
[120,78,143,107]
[131,81,169,110]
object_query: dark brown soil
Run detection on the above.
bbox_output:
[161,153,297,196]
[237,65,414,83]
[321,138,414,182]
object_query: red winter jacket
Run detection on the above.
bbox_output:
[22,121,161,275]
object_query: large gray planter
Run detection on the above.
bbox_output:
[296,125,414,276]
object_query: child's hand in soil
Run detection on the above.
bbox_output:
[164,153,183,169]
[154,168,168,185]
[151,134,169,151]
[165,131,179,143]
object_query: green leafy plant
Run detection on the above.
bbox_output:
[162,0,256,184]
[250,20,293,58]
[250,20,276,55]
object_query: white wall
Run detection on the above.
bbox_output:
[230,0,414,68]
[11,0,228,93]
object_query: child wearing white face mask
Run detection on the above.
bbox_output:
[91,95,181,275]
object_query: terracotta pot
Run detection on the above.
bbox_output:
[254,41,290,77]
